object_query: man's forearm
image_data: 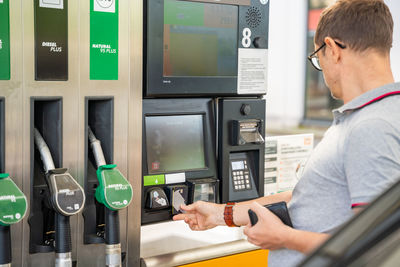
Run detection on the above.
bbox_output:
[283,228,330,254]
[233,191,293,226]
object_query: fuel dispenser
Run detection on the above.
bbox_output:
[218,98,266,202]
[33,128,85,267]
[87,127,133,267]
[0,174,27,267]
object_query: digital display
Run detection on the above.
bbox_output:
[146,115,206,174]
[193,183,215,202]
[231,161,244,170]
[163,0,238,77]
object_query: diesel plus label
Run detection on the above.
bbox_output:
[34,0,68,80]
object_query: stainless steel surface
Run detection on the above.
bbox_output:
[141,240,259,267]
[33,128,56,172]
[0,0,142,266]
[105,244,122,267]
[88,127,107,168]
[55,252,72,267]
[0,0,24,266]
[127,0,143,266]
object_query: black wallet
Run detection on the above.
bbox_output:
[248,201,293,227]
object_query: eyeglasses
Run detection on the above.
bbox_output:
[308,41,346,71]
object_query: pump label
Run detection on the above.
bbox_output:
[90,0,119,80]
[34,0,68,80]
[0,0,10,80]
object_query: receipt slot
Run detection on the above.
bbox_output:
[34,128,85,267]
[0,174,28,267]
[218,98,265,202]
[88,127,133,267]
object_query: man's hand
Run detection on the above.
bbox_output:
[172,201,225,230]
[243,202,290,250]
[244,202,330,253]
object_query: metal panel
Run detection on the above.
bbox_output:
[2,0,143,266]
[21,0,80,264]
[0,0,23,266]
[76,0,132,265]
[127,0,143,265]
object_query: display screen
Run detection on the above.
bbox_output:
[146,115,206,174]
[163,0,238,77]
[231,161,244,170]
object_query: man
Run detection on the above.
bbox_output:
[174,0,400,266]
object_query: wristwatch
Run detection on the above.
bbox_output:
[224,202,239,227]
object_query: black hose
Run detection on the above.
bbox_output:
[105,209,120,245]
[55,213,72,254]
[0,225,11,265]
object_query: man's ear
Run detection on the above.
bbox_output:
[324,37,341,63]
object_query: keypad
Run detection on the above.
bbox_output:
[232,160,252,191]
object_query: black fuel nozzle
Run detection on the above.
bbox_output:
[34,128,85,266]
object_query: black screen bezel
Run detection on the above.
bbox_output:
[145,113,208,174]
[145,0,238,96]
[142,98,217,180]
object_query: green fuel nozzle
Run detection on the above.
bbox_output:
[0,173,28,266]
[88,127,133,211]
[88,127,133,267]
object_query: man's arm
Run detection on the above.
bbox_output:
[232,191,292,226]
[173,191,292,229]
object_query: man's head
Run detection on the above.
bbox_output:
[312,0,394,100]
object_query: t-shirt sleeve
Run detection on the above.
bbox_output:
[343,119,400,208]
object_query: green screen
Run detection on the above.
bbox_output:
[163,0,238,77]
[146,115,206,174]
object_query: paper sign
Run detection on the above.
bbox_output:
[39,0,63,9]
[264,134,314,196]
[237,48,268,95]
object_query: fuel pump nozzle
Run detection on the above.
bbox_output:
[0,173,27,267]
[34,128,85,267]
[88,127,133,267]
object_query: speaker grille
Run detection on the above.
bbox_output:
[246,7,262,28]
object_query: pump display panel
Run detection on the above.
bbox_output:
[144,0,270,96]
[163,0,238,77]
[145,114,207,174]
[142,98,218,224]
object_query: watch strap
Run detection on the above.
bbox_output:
[224,202,239,227]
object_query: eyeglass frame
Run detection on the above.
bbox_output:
[308,41,347,71]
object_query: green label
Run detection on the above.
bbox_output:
[0,0,10,80]
[0,176,28,226]
[90,0,118,80]
[143,174,165,186]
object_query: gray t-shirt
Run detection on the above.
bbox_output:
[268,83,400,267]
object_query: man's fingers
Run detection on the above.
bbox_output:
[180,202,198,212]
[172,214,186,221]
